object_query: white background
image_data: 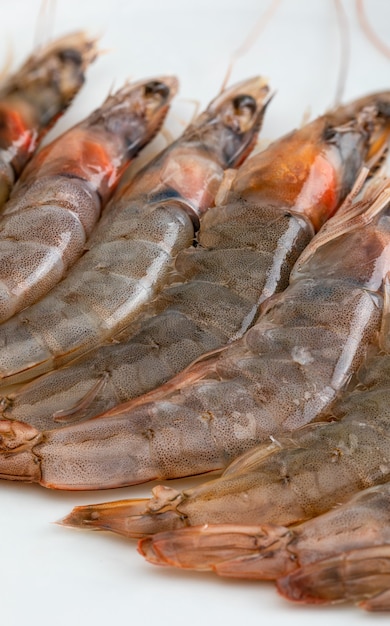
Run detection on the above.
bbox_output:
[1,0,390,624]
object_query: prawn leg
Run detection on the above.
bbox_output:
[0,32,97,207]
[5,90,390,428]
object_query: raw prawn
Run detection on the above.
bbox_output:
[3,157,390,490]
[61,241,390,527]
[3,90,390,428]
[0,75,177,325]
[0,77,269,386]
[0,32,97,208]
[139,483,390,611]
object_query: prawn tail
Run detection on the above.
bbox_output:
[360,589,390,612]
[139,523,294,580]
[59,486,187,538]
[276,545,390,607]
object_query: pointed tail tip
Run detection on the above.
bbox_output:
[55,498,157,537]
[56,505,100,530]
[55,501,131,531]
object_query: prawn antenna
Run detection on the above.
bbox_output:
[356,0,390,59]
[220,0,282,93]
[176,98,201,126]
[34,0,57,50]
[0,36,13,86]
[333,0,350,107]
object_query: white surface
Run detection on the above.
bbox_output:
[1,1,390,624]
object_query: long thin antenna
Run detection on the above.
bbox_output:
[333,0,350,106]
[220,0,282,93]
[34,0,57,50]
[356,0,390,59]
[0,37,13,86]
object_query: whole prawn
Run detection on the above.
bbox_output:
[3,137,390,491]
[139,483,390,611]
[0,76,269,385]
[4,2,390,625]
[0,32,97,208]
[62,222,390,529]
[2,90,390,429]
[0,75,177,324]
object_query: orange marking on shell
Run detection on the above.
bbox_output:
[0,104,35,152]
[63,137,118,186]
[294,154,337,231]
[26,128,119,192]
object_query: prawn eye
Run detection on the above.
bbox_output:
[57,48,83,66]
[233,94,257,115]
[144,81,170,100]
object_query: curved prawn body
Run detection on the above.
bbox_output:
[0,77,269,386]
[4,90,390,429]
[0,75,177,325]
[138,484,390,611]
[3,175,390,490]
[60,247,390,529]
[0,32,97,208]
